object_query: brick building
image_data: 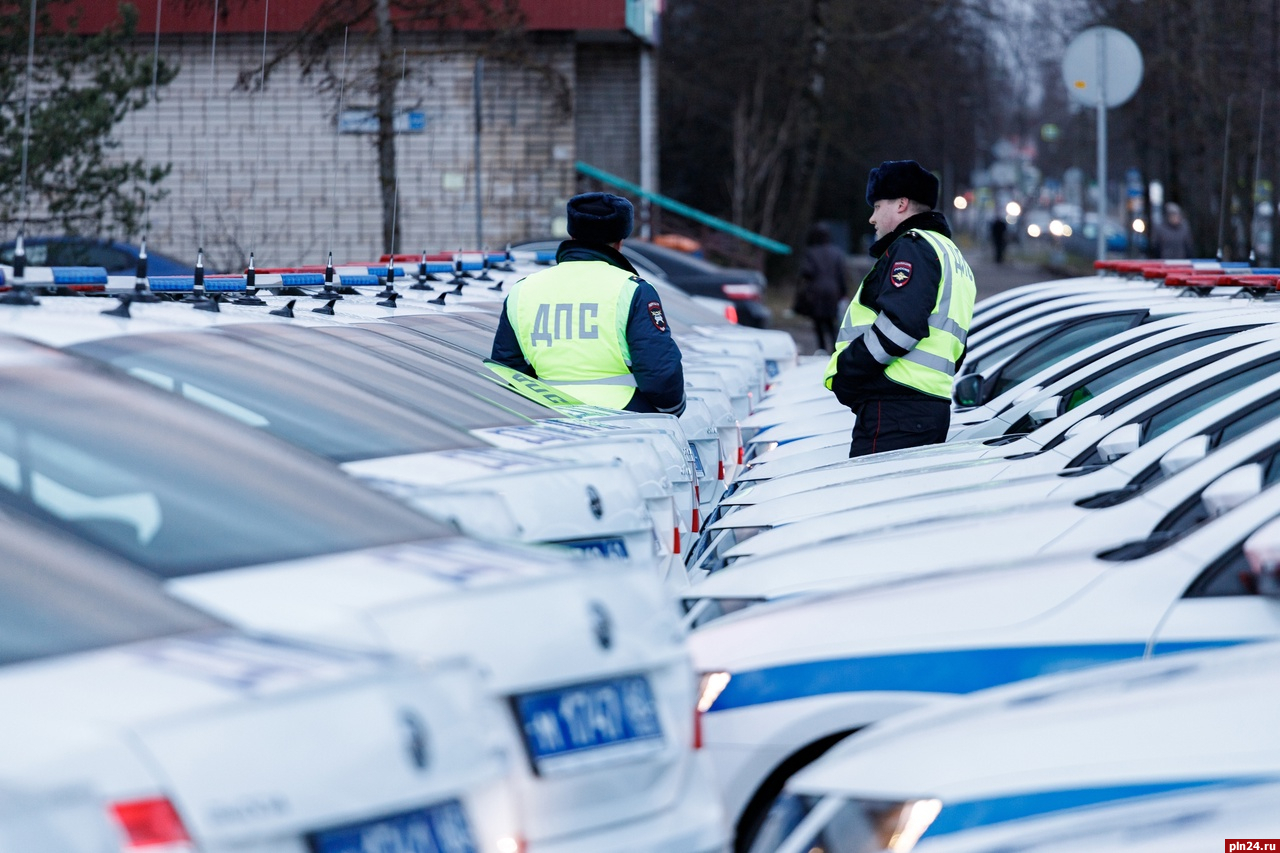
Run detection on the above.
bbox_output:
[81,0,660,271]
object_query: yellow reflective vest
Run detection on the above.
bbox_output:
[505,261,640,409]
[823,229,975,399]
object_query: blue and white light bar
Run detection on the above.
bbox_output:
[148,275,248,293]
[0,265,110,289]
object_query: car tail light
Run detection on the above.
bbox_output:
[718,458,725,481]
[110,797,195,851]
[723,304,739,324]
[720,283,762,301]
[672,525,681,555]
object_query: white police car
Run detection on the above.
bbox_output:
[0,333,729,852]
[687,473,1280,849]
[714,329,1280,520]
[691,346,1280,573]
[755,633,1280,852]
[0,512,520,853]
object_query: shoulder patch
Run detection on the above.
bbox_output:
[647,300,668,332]
[890,261,913,287]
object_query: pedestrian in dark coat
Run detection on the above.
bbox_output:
[795,223,847,353]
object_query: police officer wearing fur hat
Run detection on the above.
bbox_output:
[824,160,976,456]
[491,192,686,416]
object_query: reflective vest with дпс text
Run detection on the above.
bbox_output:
[505,261,640,409]
[823,229,975,399]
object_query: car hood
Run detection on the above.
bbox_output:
[789,641,1280,807]
[694,501,1090,602]
[689,555,1111,680]
[714,455,1024,529]
[724,469,1106,559]
[723,438,1015,505]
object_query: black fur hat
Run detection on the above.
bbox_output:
[566,192,634,244]
[865,160,939,209]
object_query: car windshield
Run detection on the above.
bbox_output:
[989,313,1143,400]
[0,516,218,665]
[385,314,500,356]
[211,324,536,430]
[69,331,482,462]
[0,354,448,577]
[315,325,553,419]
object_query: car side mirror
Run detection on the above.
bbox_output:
[1064,414,1103,440]
[1096,422,1142,463]
[1201,463,1264,518]
[1159,435,1211,478]
[953,373,984,407]
[1027,395,1064,428]
[1245,516,1280,597]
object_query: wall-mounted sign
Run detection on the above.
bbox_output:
[338,109,426,134]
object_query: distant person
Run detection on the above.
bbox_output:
[490,192,686,415]
[825,160,977,457]
[1151,202,1195,259]
[795,222,848,353]
[989,216,1008,264]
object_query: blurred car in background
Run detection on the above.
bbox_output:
[513,238,772,328]
[623,239,772,329]
[0,236,192,275]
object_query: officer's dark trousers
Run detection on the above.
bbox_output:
[848,397,950,458]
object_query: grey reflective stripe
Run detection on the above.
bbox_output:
[862,327,895,365]
[838,322,872,344]
[902,349,957,375]
[549,374,639,388]
[873,313,920,350]
[654,392,686,414]
[930,315,968,344]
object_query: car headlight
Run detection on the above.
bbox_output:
[871,798,943,851]
[757,796,942,853]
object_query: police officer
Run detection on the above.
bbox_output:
[491,192,686,415]
[825,160,975,457]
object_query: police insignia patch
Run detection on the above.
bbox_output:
[648,301,668,332]
[890,261,913,287]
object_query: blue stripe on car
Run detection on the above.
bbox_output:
[706,642,1243,712]
[923,777,1274,836]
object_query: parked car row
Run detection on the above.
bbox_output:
[676,258,1280,850]
[0,247,797,852]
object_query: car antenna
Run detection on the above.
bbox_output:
[1250,91,1266,266]
[188,0,222,310]
[1,0,39,306]
[1216,94,1234,262]
[269,298,296,318]
[450,250,470,285]
[376,49,408,306]
[411,247,436,290]
[475,247,493,281]
[234,0,271,306]
[319,29,350,302]
[429,289,448,305]
[129,0,162,304]
[312,297,338,315]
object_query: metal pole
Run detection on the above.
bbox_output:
[473,56,484,250]
[1095,28,1108,264]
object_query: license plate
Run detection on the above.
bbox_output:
[514,675,664,774]
[309,800,477,853]
[560,537,630,559]
[688,443,706,478]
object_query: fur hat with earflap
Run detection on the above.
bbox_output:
[566,192,635,245]
[865,160,939,209]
